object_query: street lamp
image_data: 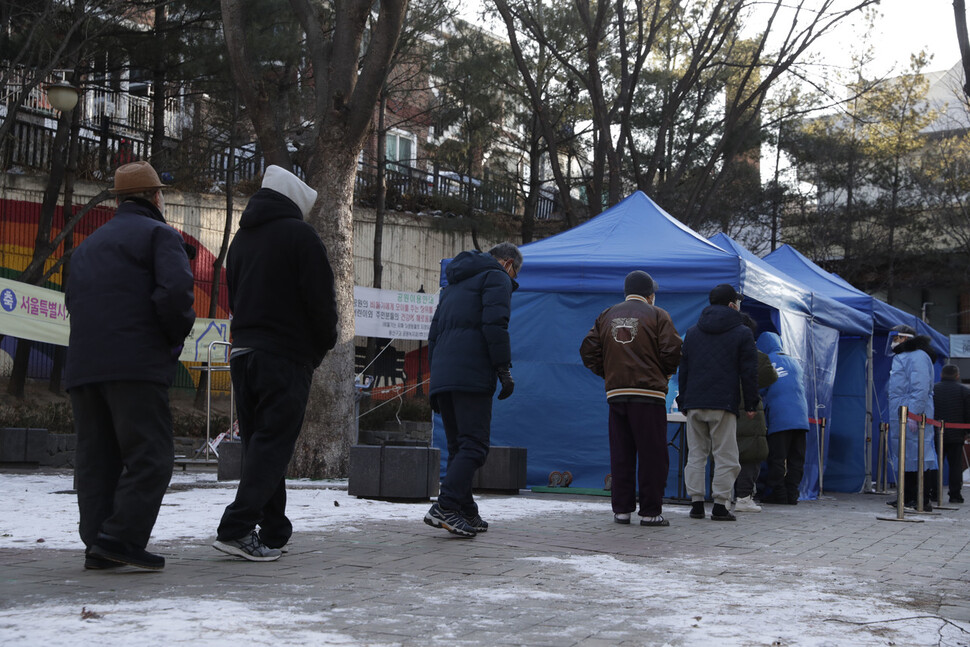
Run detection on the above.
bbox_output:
[44,81,79,112]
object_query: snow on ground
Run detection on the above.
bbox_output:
[0,471,612,549]
[2,472,970,646]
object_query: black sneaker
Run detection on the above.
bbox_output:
[710,503,736,521]
[89,534,165,570]
[463,513,488,533]
[84,549,122,570]
[689,501,705,519]
[213,531,282,562]
[424,503,477,537]
[950,495,964,504]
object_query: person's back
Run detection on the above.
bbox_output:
[580,270,682,526]
[679,305,758,414]
[933,364,970,503]
[428,249,514,395]
[66,198,195,389]
[424,243,521,538]
[678,284,758,522]
[755,332,809,504]
[227,181,337,369]
[214,165,337,562]
[66,161,195,571]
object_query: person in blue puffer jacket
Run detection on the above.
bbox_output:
[756,332,809,505]
[423,243,522,538]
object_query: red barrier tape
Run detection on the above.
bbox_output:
[905,411,970,429]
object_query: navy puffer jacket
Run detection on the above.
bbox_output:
[428,250,513,395]
[677,304,759,414]
[65,198,196,389]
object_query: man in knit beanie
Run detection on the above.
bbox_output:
[213,165,338,561]
[580,271,683,527]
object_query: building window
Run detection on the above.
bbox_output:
[386,131,416,171]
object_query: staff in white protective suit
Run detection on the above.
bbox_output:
[886,324,939,510]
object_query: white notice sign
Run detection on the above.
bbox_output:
[353,287,438,340]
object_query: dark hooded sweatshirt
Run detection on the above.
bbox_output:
[227,188,337,369]
[677,304,759,414]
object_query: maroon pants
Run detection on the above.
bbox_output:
[608,400,668,517]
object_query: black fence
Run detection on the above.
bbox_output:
[5,116,559,220]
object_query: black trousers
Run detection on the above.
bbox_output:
[217,350,313,547]
[71,381,174,549]
[943,441,965,498]
[765,429,806,502]
[607,400,668,517]
[437,391,492,516]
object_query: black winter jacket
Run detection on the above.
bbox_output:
[933,378,970,443]
[65,198,196,388]
[428,250,514,395]
[227,188,338,369]
[677,304,759,414]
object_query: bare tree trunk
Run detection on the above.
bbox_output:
[194,96,239,410]
[955,0,970,97]
[296,147,358,479]
[150,3,168,163]
[50,100,82,394]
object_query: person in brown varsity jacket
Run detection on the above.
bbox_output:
[580,271,683,527]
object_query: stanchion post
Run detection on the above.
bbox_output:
[938,421,946,509]
[818,418,826,495]
[876,423,885,493]
[897,406,908,519]
[916,413,926,512]
[877,406,923,522]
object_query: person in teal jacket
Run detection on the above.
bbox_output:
[756,332,809,505]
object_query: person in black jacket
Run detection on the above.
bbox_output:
[933,364,970,503]
[677,284,759,521]
[66,161,196,570]
[213,165,338,562]
[423,243,522,537]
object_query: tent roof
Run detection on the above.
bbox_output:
[708,233,870,335]
[763,245,948,356]
[516,191,740,293]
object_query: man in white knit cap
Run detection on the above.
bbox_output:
[213,165,338,561]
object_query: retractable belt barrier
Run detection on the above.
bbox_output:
[908,413,970,510]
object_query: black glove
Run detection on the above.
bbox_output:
[497,367,515,400]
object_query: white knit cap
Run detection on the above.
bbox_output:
[261,165,318,218]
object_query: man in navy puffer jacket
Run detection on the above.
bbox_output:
[677,284,758,521]
[423,243,522,537]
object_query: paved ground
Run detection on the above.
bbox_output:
[3,474,970,646]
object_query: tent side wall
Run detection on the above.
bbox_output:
[433,290,709,490]
[824,336,870,492]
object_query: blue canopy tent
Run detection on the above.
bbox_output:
[433,192,866,497]
[709,233,872,498]
[763,244,949,491]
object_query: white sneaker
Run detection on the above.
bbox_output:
[733,495,762,513]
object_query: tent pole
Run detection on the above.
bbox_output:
[864,337,874,491]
